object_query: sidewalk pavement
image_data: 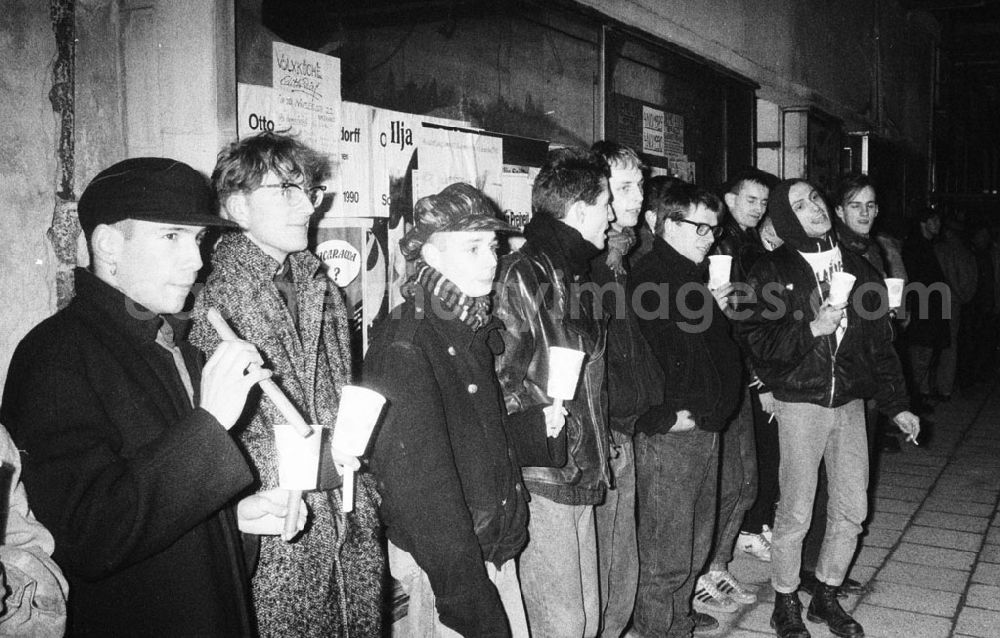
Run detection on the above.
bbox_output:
[708,380,1000,638]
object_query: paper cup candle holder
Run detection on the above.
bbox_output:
[546,346,586,436]
[332,385,386,513]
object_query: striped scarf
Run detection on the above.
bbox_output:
[403,263,492,331]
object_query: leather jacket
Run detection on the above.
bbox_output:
[494,242,611,506]
[712,216,767,286]
[737,245,909,417]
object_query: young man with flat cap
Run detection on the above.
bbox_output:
[1,157,286,636]
[366,182,565,637]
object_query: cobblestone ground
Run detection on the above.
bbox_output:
[706,379,1000,638]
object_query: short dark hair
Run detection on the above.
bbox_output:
[532,147,610,220]
[644,179,722,235]
[212,131,331,201]
[724,166,778,196]
[590,140,645,172]
[835,173,875,208]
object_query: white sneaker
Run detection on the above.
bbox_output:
[762,524,773,543]
[708,569,758,604]
[738,527,772,562]
[693,575,739,614]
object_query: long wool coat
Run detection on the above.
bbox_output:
[190,232,384,637]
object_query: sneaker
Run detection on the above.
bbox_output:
[738,527,772,562]
[694,575,739,614]
[709,569,758,604]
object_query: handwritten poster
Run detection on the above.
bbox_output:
[642,106,665,157]
[272,42,340,156]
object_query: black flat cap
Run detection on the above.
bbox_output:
[78,157,238,237]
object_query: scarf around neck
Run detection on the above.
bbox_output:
[403,263,492,331]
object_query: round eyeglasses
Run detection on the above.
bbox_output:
[676,218,723,238]
[258,182,327,208]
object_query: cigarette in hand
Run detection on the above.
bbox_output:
[906,433,918,446]
[768,413,775,424]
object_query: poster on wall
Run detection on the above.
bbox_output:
[272,42,340,160]
[315,218,387,359]
[663,112,685,157]
[415,126,504,201]
[500,165,536,231]
[642,106,665,157]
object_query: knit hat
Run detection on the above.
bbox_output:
[400,182,516,260]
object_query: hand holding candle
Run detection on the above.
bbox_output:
[332,386,386,513]
[274,422,323,541]
[546,347,586,438]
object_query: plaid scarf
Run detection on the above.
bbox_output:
[403,263,492,331]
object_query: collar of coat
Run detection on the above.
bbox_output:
[212,231,323,285]
[72,267,179,344]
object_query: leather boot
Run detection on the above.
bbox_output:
[770,591,810,638]
[807,582,865,637]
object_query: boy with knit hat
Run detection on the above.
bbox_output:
[366,182,564,637]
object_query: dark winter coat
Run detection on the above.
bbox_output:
[1,268,256,637]
[366,295,563,637]
[190,232,384,638]
[630,236,744,433]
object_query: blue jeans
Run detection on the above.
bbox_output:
[595,428,638,638]
[771,399,868,593]
[710,391,758,569]
[634,428,719,638]
[520,494,600,638]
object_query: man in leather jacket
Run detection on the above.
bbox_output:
[739,179,920,638]
[495,148,614,637]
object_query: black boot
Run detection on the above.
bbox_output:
[771,591,810,638]
[807,582,865,637]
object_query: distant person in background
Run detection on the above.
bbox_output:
[965,227,1000,381]
[934,217,977,399]
[902,208,951,411]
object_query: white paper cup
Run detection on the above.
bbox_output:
[547,346,586,400]
[274,423,322,490]
[885,277,904,308]
[708,254,733,288]
[332,385,387,456]
[827,271,857,305]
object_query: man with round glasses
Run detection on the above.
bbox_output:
[628,179,744,637]
[190,132,385,636]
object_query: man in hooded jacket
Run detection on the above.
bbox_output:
[738,179,919,638]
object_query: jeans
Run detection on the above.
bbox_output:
[771,399,868,593]
[595,428,638,638]
[634,428,719,638]
[709,393,757,569]
[520,494,600,638]
[388,541,529,637]
[743,385,779,533]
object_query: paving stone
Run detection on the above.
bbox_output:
[914,510,991,533]
[849,564,877,586]
[955,606,1000,637]
[880,461,942,477]
[862,580,961,617]
[989,527,1000,545]
[903,525,983,552]
[972,561,1000,585]
[863,526,904,548]
[890,542,977,570]
[879,470,937,489]
[876,561,969,592]
[872,496,920,516]
[966,583,1000,611]
[850,603,953,637]
[854,546,891,568]
[719,628,771,638]
[921,498,994,517]
[884,452,947,468]
[981,543,1000,564]
[874,484,928,502]
[735,598,772,634]
[867,510,911,531]
[930,487,997,504]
